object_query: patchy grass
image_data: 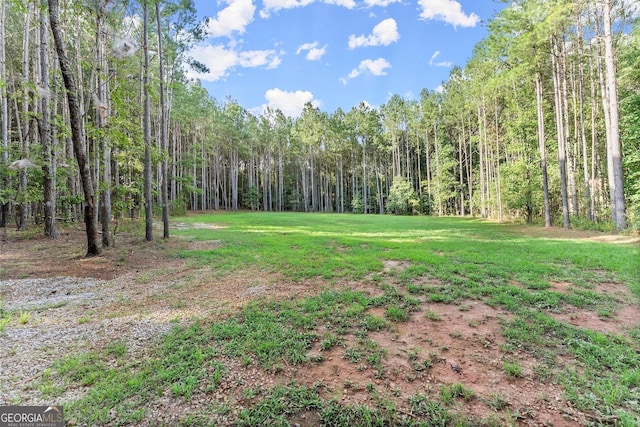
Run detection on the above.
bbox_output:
[19,213,640,425]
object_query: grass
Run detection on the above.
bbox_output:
[39,212,640,425]
[174,213,639,286]
[0,302,10,333]
[0,305,31,330]
[503,359,522,379]
[18,310,31,325]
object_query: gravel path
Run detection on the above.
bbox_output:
[0,276,179,405]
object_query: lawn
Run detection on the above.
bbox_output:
[5,212,640,425]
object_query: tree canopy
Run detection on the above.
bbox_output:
[0,0,638,254]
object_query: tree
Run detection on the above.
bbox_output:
[156,0,169,238]
[143,0,153,241]
[95,0,111,246]
[387,176,417,215]
[17,2,33,231]
[0,0,9,227]
[551,34,571,229]
[48,0,101,256]
[619,18,640,230]
[1,0,634,235]
[600,0,627,230]
[40,1,56,239]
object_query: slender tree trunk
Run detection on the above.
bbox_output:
[143,0,153,241]
[536,72,552,228]
[40,3,56,238]
[458,127,465,216]
[279,138,284,211]
[361,138,367,214]
[18,3,33,230]
[0,0,9,227]
[478,100,488,218]
[96,2,111,246]
[482,98,491,217]
[559,37,578,217]
[576,14,593,221]
[425,129,432,212]
[589,49,600,221]
[551,37,570,229]
[48,0,101,256]
[601,0,626,230]
[466,116,473,216]
[494,99,503,222]
[434,123,442,216]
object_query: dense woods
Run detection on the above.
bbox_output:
[0,0,638,254]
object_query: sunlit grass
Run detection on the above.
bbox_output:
[173,212,640,287]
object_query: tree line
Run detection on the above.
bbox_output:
[0,0,638,256]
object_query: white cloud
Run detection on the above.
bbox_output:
[204,0,256,38]
[261,88,321,117]
[296,42,328,61]
[364,0,401,6]
[186,44,281,81]
[348,18,399,49]
[260,0,315,18]
[433,60,452,67]
[417,0,479,28]
[324,0,357,8]
[239,49,281,68]
[429,50,452,67]
[260,0,355,17]
[346,58,391,80]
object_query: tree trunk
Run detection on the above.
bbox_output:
[535,72,552,228]
[466,116,473,216]
[434,123,442,216]
[96,2,111,246]
[0,0,9,227]
[48,0,101,256]
[559,37,578,217]
[601,0,626,230]
[551,36,570,229]
[361,138,367,214]
[143,0,153,241]
[576,14,594,221]
[494,99,502,222]
[18,3,33,230]
[425,129,432,212]
[40,3,56,239]
[458,128,465,216]
[589,46,601,221]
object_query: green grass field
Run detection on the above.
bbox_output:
[50,213,640,425]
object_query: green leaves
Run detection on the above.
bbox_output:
[386,176,418,215]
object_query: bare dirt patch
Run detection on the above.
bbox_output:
[553,306,640,336]
[507,224,640,245]
[548,280,640,337]
[382,259,411,273]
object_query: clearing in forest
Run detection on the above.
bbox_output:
[1,213,639,426]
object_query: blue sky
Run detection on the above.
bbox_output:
[187,0,505,117]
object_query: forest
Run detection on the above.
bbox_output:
[0,0,638,255]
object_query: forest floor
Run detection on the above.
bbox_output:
[1,219,639,426]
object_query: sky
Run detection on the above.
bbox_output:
[187,0,506,117]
